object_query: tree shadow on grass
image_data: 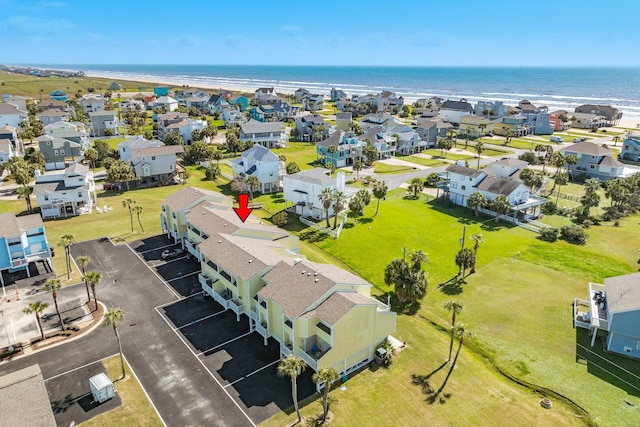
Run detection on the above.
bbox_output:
[299,230,329,243]
[411,367,453,405]
[438,275,465,295]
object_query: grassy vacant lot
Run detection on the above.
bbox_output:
[272,142,319,171]
[374,163,418,174]
[261,315,579,427]
[79,356,162,427]
[399,155,449,168]
[422,148,474,162]
[307,189,640,427]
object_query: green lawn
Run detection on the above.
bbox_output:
[78,356,162,427]
[373,163,418,174]
[400,155,449,168]
[261,315,581,427]
[421,149,475,162]
[306,189,640,427]
[271,142,319,171]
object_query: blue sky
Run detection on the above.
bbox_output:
[1,0,638,66]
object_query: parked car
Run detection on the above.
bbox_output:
[161,248,183,260]
[103,183,120,191]
[550,136,563,143]
[573,137,587,143]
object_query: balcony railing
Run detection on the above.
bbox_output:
[280,343,293,357]
[228,298,245,316]
[256,321,268,337]
[298,349,318,371]
[184,239,199,258]
[10,249,52,268]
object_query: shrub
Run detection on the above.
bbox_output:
[541,201,557,215]
[518,151,538,165]
[560,224,589,245]
[539,227,559,242]
[426,172,439,187]
[272,211,288,227]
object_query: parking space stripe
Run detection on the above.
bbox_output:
[123,354,168,427]
[137,243,179,255]
[154,306,257,427]
[44,353,118,382]
[176,310,225,330]
[126,243,182,301]
[196,331,253,356]
[167,271,199,283]
[223,359,280,389]
[154,291,205,310]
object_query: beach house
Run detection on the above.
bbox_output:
[575,104,622,126]
[562,141,631,181]
[239,120,288,149]
[34,163,97,218]
[570,112,606,130]
[415,117,453,147]
[79,94,105,113]
[88,110,120,137]
[160,189,396,378]
[118,136,184,184]
[231,144,285,194]
[620,134,640,162]
[316,130,366,167]
[459,115,494,138]
[295,114,330,142]
[0,212,52,289]
[0,138,16,163]
[165,118,207,145]
[283,169,349,219]
[0,103,28,129]
[36,109,71,125]
[153,96,179,112]
[439,99,474,125]
[574,272,640,359]
[474,100,505,119]
[156,112,189,139]
[330,88,348,102]
[229,95,249,112]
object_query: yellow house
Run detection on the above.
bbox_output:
[459,115,494,138]
[163,188,397,379]
[160,186,231,244]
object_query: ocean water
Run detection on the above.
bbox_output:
[30,64,640,120]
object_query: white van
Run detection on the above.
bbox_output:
[550,136,563,143]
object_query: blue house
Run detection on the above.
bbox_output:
[229,96,249,112]
[576,273,640,360]
[619,134,640,162]
[0,213,52,291]
[153,86,169,97]
[250,105,277,122]
[316,131,366,168]
[562,141,631,181]
[49,90,67,101]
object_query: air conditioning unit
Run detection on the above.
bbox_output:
[624,347,632,353]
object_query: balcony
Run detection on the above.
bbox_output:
[280,343,293,357]
[228,298,245,316]
[256,321,268,338]
[10,249,52,269]
[588,283,609,331]
[183,239,199,258]
[573,298,592,329]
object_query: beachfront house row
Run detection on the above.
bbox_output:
[0,212,52,289]
[574,272,640,359]
[283,168,349,219]
[316,130,366,167]
[561,142,632,181]
[160,188,396,379]
[294,88,310,103]
[0,103,28,129]
[239,120,288,149]
[34,163,97,218]
[303,94,324,112]
[619,134,640,162]
[494,114,531,137]
[79,94,105,113]
[231,144,285,194]
[575,104,622,126]
[295,114,330,142]
[441,159,546,220]
[254,87,277,101]
[518,103,554,135]
[439,99,474,125]
[330,88,348,102]
[88,110,120,137]
[174,89,209,101]
[570,112,607,129]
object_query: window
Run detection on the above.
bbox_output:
[60,149,65,156]
[317,322,331,335]
[54,150,58,156]
[284,318,293,328]
[152,156,156,160]
[450,182,457,189]
[589,165,595,169]
[44,195,49,201]
[206,259,218,271]
[77,191,82,197]
[220,269,232,283]
[260,300,267,309]
[169,164,173,170]
[461,185,466,190]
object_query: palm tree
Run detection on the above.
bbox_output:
[372,180,388,216]
[133,205,145,233]
[77,255,92,303]
[210,149,223,166]
[554,173,569,205]
[384,256,428,305]
[58,234,75,280]
[491,194,511,223]
[332,190,347,229]
[103,308,126,380]
[43,278,65,331]
[564,154,578,180]
[318,187,335,228]
[312,367,340,423]
[551,151,565,175]
[246,175,260,200]
[408,177,423,199]
[409,249,428,271]
[348,196,364,223]
[122,198,136,233]
[23,301,48,341]
[277,356,307,424]
[16,185,33,212]
[455,247,475,277]
[466,192,487,217]
[443,300,463,362]
[581,178,601,217]
[438,324,474,394]
[355,189,371,207]
[469,233,485,273]
[85,270,103,311]
[326,145,338,172]
[352,159,362,180]
[473,141,484,169]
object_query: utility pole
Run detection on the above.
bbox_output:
[0,311,13,352]
[459,226,466,249]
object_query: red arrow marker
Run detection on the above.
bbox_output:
[233,193,253,222]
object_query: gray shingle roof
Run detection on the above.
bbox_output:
[446,164,484,178]
[604,272,640,313]
[240,120,285,135]
[198,233,269,280]
[288,168,333,185]
[130,145,184,157]
[0,138,11,154]
[162,187,227,212]
[65,162,89,176]
[312,291,376,325]
[0,213,43,238]
[0,103,25,114]
[241,144,279,162]
[0,365,56,427]
[598,156,624,168]
[441,100,473,112]
[563,142,612,157]
[475,176,522,196]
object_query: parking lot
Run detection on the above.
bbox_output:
[130,235,316,424]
